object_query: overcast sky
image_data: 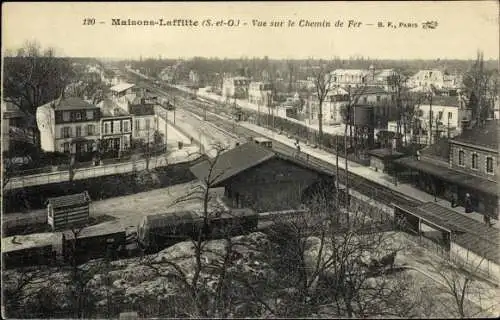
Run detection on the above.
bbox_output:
[3,1,499,60]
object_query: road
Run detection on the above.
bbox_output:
[5,133,198,191]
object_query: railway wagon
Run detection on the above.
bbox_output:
[138,208,258,252]
[2,233,62,269]
[62,220,126,264]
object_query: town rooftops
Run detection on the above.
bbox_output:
[451,119,499,151]
[110,82,135,93]
[42,97,98,111]
[331,69,370,76]
[47,191,91,208]
[352,86,390,96]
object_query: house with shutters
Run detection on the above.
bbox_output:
[36,97,101,160]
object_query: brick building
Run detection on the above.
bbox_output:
[395,119,499,218]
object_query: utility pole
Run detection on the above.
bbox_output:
[447,112,451,138]
[173,96,176,124]
[344,85,351,222]
[428,92,433,145]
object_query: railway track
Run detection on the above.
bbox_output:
[128,72,424,210]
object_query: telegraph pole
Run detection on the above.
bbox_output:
[428,92,433,145]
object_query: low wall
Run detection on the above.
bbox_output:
[450,242,500,283]
[3,157,205,214]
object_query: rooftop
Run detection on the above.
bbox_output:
[451,119,499,150]
[395,202,500,264]
[190,142,276,187]
[190,142,335,187]
[421,96,461,107]
[41,97,97,111]
[420,138,450,161]
[110,82,135,93]
[331,69,370,76]
[394,157,497,196]
[352,86,391,96]
[47,191,91,208]
[98,99,130,117]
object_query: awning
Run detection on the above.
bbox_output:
[394,157,498,196]
[395,202,500,264]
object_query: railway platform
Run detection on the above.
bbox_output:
[239,122,498,229]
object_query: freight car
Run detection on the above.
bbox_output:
[137,208,259,252]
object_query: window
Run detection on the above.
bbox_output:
[458,150,465,166]
[87,124,95,135]
[62,127,71,138]
[363,97,368,103]
[448,112,453,120]
[62,112,70,122]
[486,157,494,173]
[135,119,140,131]
[123,121,129,132]
[76,126,82,137]
[75,113,82,120]
[104,123,110,134]
[145,119,151,130]
[86,110,94,120]
[438,111,443,120]
[63,142,70,153]
[376,95,381,102]
[472,153,478,169]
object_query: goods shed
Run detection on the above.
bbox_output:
[190,142,336,213]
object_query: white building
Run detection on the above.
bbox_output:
[330,69,371,87]
[248,82,273,106]
[36,97,101,155]
[415,95,471,143]
[408,70,462,91]
[222,76,250,99]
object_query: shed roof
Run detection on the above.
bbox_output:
[2,232,62,253]
[190,142,335,187]
[394,157,497,196]
[395,202,500,264]
[110,82,135,93]
[47,191,91,208]
[190,142,275,187]
[367,148,404,159]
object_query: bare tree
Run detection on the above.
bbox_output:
[463,51,494,126]
[3,41,73,145]
[427,257,497,318]
[309,59,334,144]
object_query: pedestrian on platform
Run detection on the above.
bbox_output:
[464,193,473,213]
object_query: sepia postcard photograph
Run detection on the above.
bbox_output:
[1,1,499,319]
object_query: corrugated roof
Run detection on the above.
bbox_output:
[110,82,135,93]
[397,202,500,264]
[47,191,91,208]
[451,119,499,150]
[190,142,276,187]
[394,157,497,195]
